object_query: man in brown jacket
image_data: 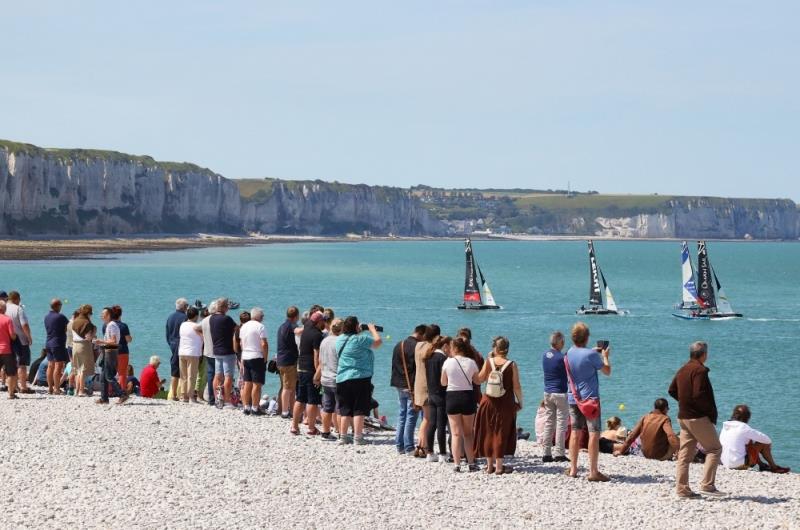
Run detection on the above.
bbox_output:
[668,341,726,499]
[615,398,679,460]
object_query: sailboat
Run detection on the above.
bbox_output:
[457,238,501,310]
[576,240,627,315]
[672,241,743,320]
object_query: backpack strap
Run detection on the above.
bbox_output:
[337,336,352,358]
[563,355,582,401]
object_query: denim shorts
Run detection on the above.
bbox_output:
[322,385,338,413]
[569,404,602,433]
[215,354,236,377]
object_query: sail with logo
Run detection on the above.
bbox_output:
[457,238,500,310]
[577,240,627,315]
[672,240,742,320]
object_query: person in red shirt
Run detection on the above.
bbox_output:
[0,301,19,398]
[139,356,163,398]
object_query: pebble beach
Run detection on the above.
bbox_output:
[1,392,797,530]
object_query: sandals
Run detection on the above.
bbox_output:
[770,466,790,474]
[289,428,300,436]
[564,468,578,478]
[495,465,514,475]
[307,429,321,436]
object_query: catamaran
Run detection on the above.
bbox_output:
[576,240,627,315]
[457,238,500,310]
[672,241,742,320]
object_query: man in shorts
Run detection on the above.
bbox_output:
[292,311,326,435]
[210,298,237,407]
[6,291,34,394]
[275,306,300,419]
[239,307,269,416]
[43,298,69,395]
[0,300,19,398]
[565,322,611,482]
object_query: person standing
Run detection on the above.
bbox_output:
[335,316,382,445]
[0,300,18,399]
[112,305,133,391]
[6,291,34,394]
[94,307,129,405]
[178,307,203,402]
[413,324,439,457]
[210,298,237,407]
[668,341,726,499]
[565,322,611,482]
[292,311,326,435]
[441,337,481,472]
[71,305,96,397]
[318,318,343,440]
[44,299,69,395]
[390,325,425,455]
[474,336,523,475]
[201,302,218,405]
[238,307,269,416]
[424,336,450,462]
[541,330,570,463]
[275,306,300,419]
[166,298,189,401]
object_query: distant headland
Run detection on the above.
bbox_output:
[1,139,797,240]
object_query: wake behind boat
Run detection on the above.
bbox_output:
[457,238,501,310]
[576,240,628,316]
[672,240,743,320]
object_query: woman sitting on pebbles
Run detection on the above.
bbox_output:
[441,337,481,472]
[473,337,522,475]
[335,316,382,446]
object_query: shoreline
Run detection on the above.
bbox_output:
[2,392,798,529]
[0,233,794,260]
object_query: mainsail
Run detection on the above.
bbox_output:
[463,239,482,304]
[680,241,702,308]
[696,241,717,310]
[588,240,603,307]
[478,265,497,307]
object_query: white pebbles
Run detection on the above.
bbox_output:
[0,392,798,529]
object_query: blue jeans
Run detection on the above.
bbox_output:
[205,356,217,403]
[99,349,124,402]
[395,388,418,453]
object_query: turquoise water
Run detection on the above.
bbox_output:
[3,240,798,470]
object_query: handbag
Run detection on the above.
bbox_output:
[564,355,601,420]
[267,359,278,374]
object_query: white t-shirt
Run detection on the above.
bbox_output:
[442,356,478,392]
[6,302,30,345]
[105,320,120,346]
[178,321,203,357]
[201,316,215,359]
[239,320,267,361]
[720,420,772,468]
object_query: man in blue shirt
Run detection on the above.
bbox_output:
[275,306,300,418]
[165,298,189,400]
[43,298,69,395]
[541,330,569,463]
[565,322,611,482]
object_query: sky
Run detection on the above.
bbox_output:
[2,1,799,199]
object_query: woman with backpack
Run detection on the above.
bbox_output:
[440,337,481,472]
[473,336,523,475]
[424,335,451,463]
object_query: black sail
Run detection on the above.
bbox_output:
[463,239,482,304]
[696,241,716,309]
[588,240,603,306]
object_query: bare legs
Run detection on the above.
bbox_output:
[448,414,476,469]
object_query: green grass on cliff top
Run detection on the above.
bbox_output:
[0,139,214,175]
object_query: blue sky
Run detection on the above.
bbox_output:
[2,1,798,199]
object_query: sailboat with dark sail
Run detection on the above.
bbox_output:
[457,238,500,310]
[672,240,743,320]
[576,240,627,315]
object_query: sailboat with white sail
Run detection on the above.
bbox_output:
[576,240,627,315]
[672,240,743,320]
[457,238,501,310]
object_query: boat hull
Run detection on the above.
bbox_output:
[576,308,626,315]
[458,304,501,310]
[672,312,743,321]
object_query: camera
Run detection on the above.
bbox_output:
[360,324,384,332]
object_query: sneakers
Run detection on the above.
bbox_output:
[321,432,337,441]
[542,455,554,463]
[243,408,251,416]
[699,488,728,499]
[354,436,369,446]
[426,453,437,463]
[438,454,448,464]
[251,409,265,416]
[468,463,480,472]
[677,492,702,500]
[554,456,570,463]
[338,434,353,445]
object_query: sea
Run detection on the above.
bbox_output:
[3,240,798,471]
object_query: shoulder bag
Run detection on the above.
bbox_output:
[399,340,417,409]
[564,355,600,420]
